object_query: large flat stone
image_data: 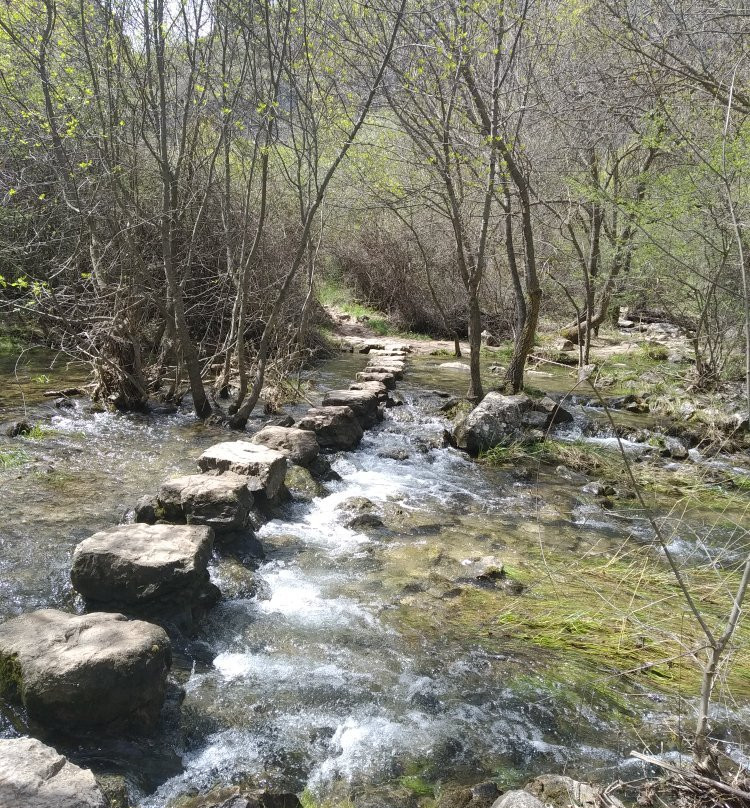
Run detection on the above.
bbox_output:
[197,442,287,498]
[157,473,254,534]
[71,523,214,606]
[250,425,320,466]
[321,389,380,428]
[0,610,170,728]
[365,364,404,380]
[349,380,389,402]
[355,371,396,389]
[0,737,107,808]
[296,406,363,450]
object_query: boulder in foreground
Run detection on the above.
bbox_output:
[71,523,215,609]
[296,405,363,450]
[157,472,255,533]
[453,393,573,454]
[0,736,107,808]
[453,393,531,454]
[198,441,287,498]
[250,425,320,466]
[0,609,170,728]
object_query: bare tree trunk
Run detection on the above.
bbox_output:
[467,290,483,401]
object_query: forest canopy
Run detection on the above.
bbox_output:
[0,0,748,420]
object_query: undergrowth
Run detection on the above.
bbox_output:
[483,438,750,504]
[0,448,29,469]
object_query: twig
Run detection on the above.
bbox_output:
[631,751,750,803]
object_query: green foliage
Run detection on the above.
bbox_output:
[0,448,30,469]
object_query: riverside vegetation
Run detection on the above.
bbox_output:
[1,0,750,806]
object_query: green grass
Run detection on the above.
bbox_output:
[25,425,58,440]
[483,438,750,505]
[317,277,432,341]
[0,448,29,469]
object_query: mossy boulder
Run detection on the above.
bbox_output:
[0,609,170,729]
[285,464,326,502]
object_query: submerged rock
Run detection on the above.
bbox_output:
[170,785,302,808]
[581,481,615,497]
[285,463,326,501]
[0,609,170,728]
[250,425,319,467]
[71,523,216,610]
[378,447,410,461]
[322,389,380,428]
[296,405,363,450]
[0,736,107,808]
[197,442,287,499]
[157,473,255,534]
[346,513,384,530]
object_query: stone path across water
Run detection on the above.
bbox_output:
[0,345,411,808]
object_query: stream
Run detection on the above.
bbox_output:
[1,350,749,805]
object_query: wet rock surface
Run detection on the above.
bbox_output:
[0,609,170,728]
[284,463,326,502]
[0,736,108,808]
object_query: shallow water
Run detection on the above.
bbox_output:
[1,350,749,805]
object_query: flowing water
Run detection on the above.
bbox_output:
[1,349,749,805]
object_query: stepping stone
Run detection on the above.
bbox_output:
[321,389,380,428]
[365,364,404,379]
[356,371,396,389]
[370,349,407,357]
[0,737,107,808]
[197,441,287,498]
[250,425,320,466]
[349,380,389,402]
[296,405,363,450]
[0,609,170,729]
[71,523,215,608]
[156,472,254,534]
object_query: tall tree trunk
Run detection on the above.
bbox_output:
[467,290,483,401]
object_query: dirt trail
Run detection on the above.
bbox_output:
[324,305,690,363]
